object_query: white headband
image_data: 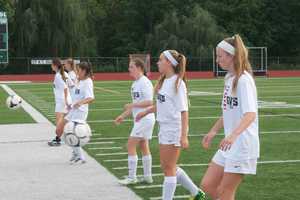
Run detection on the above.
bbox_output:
[163,50,179,67]
[217,40,235,55]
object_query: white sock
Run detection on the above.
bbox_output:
[128,155,138,179]
[73,147,85,160]
[162,176,177,200]
[142,155,152,177]
[176,167,199,196]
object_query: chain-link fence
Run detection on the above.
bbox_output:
[0,56,299,74]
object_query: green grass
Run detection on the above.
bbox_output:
[0,87,35,124]
[9,77,300,200]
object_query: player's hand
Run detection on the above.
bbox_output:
[73,102,81,109]
[219,133,238,151]
[180,135,189,149]
[135,111,146,122]
[202,132,215,150]
[124,103,133,111]
[114,115,124,125]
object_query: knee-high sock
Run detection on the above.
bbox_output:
[162,176,177,200]
[142,155,152,177]
[176,167,199,196]
[128,155,138,179]
[73,146,85,160]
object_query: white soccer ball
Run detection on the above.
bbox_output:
[6,95,22,110]
[63,121,91,147]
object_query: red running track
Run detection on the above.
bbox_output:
[0,71,299,82]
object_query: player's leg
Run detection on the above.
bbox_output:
[139,139,153,183]
[48,112,65,146]
[217,173,243,200]
[175,167,205,200]
[160,144,180,200]
[119,137,140,185]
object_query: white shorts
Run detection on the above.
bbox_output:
[65,109,88,124]
[212,150,257,175]
[130,118,155,140]
[158,123,181,147]
[55,102,68,113]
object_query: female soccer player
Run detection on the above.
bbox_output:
[48,58,71,146]
[115,58,155,185]
[200,34,259,200]
[136,50,205,200]
[64,58,78,98]
[65,61,95,163]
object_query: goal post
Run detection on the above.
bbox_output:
[213,47,268,77]
[129,54,151,75]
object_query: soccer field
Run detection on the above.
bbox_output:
[7,77,300,200]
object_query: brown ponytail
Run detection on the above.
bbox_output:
[78,61,94,79]
[224,34,253,94]
[154,50,188,93]
[52,58,66,82]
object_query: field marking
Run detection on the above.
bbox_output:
[113,159,300,170]
[88,146,121,150]
[1,84,52,124]
[94,86,121,94]
[149,195,190,200]
[96,152,128,156]
[188,91,221,96]
[86,141,115,145]
[91,130,300,142]
[88,113,300,123]
[135,184,180,189]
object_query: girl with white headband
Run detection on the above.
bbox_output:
[136,50,205,200]
[200,34,259,200]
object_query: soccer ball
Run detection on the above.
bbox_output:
[63,121,91,147]
[6,95,22,110]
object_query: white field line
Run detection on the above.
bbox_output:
[113,159,300,170]
[88,147,122,150]
[95,152,128,156]
[88,113,300,123]
[86,141,115,145]
[91,130,300,142]
[135,184,180,189]
[94,86,121,94]
[149,195,190,200]
[1,84,52,124]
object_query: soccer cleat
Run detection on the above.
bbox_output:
[137,176,153,184]
[48,137,61,146]
[189,190,206,200]
[118,177,138,185]
[70,157,86,165]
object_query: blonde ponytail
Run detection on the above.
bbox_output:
[224,34,253,94]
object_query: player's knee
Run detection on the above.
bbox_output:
[201,179,216,196]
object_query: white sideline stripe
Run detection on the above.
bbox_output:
[0,81,32,83]
[1,84,52,124]
[150,195,189,200]
[91,130,300,141]
[135,184,180,189]
[94,86,121,94]
[113,159,300,170]
[88,113,300,123]
[96,152,128,156]
[88,147,122,150]
[86,141,115,145]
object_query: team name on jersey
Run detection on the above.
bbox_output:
[157,93,166,103]
[75,89,80,94]
[223,85,238,110]
[132,92,140,99]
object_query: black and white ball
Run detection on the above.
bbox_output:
[6,95,22,110]
[63,121,91,147]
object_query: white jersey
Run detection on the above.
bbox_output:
[53,72,71,104]
[67,70,77,100]
[221,71,259,161]
[131,76,155,121]
[66,78,94,123]
[156,75,188,125]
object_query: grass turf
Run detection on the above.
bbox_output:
[8,77,300,200]
[0,86,35,124]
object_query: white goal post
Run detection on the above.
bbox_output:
[213,47,268,77]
